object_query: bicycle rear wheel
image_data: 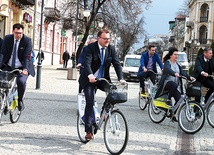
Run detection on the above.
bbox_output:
[77,111,89,143]
[207,101,214,128]
[148,100,166,123]
[178,101,205,134]
[0,94,6,123]
[138,92,149,110]
[104,110,128,155]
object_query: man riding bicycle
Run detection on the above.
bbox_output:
[137,44,163,94]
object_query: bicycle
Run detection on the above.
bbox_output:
[139,70,161,110]
[77,78,129,155]
[0,69,22,123]
[148,76,205,134]
[194,75,214,128]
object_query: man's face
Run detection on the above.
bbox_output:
[204,50,213,60]
[148,47,156,56]
[12,28,23,40]
[98,32,110,48]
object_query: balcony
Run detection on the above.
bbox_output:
[63,18,74,30]
[16,0,35,6]
[199,38,207,44]
[200,16,208,22]
[44,7,61,23]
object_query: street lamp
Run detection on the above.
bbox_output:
[83,9,90,18]
[36,0,44,89]
[98,21,104,28]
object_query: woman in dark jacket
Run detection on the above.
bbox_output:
[155,47,195,121]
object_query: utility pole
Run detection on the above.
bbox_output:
[36,0,44,89]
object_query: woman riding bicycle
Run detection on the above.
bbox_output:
[155,47,195,121]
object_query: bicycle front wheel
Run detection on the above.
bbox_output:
[207,101,214,128]
[77,111,89,143]
[104,110,128,155]
[178,101,205,134]
[148,100,166,123]
[138,92,149,110]
[10,89,21,123]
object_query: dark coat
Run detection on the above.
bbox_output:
[62,51,70,61]
[155,60,190,98]
[0,34,35,77]
[137,51,163,76]
[78,41,123,89]
[193,54,214,80]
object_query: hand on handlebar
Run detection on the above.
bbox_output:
[190,76,196,82]
[175,73,180,77]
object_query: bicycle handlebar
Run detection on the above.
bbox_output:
[0,69,22,74]
[179,76,196,83]
[147,70,162,75]
[96,78,128,87]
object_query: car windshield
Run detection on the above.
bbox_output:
[125,58,140,67]
[177,54,188,62]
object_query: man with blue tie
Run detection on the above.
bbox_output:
[0,23,35,111]
[78,29,125,140]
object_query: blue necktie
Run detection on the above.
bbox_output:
[12,40,18,69]
[98,48,105,78]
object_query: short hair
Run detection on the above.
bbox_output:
[97,28,110,37]
[13,23,24,30]
[204,48,212,53]
[148,44,156,50]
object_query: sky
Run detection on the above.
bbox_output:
[133,0,185,49]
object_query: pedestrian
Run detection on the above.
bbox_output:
[31,50,35,66]
[62,50,70,68]
[70,52,75,68]
[137,44,163,94]
[77,37,96,93]
[78,28,126,140]
[0,23,35,111]
[36,51,44,63]
[193,48,214,103]
[155,47,195,122]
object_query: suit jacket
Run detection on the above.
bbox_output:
[78,46,86,64]
[78,41,123,88]
[193,54,214,81]
[155,60,190,98]
[0,34,35,77]
[137,51,163,76]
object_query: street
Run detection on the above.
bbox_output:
[0,65,214,155]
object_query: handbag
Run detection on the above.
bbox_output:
[106,91,127,105]
[186,81,201,97]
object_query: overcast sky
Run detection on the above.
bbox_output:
[134,0,185,49]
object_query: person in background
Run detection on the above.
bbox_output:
[78,29,125,140]
[155,47,195,122]
[193,48,214,103]
[77,37,96,93]
[62,50,70,68]
[76,37,97,69]
[137,44,163,94]
[31,50,35,66]
[0,23,35,111]
[36,51,44,63]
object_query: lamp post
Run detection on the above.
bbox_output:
[36,0,44,89]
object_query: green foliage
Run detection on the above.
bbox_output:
[188,65,194,75]
[197,48,203,57]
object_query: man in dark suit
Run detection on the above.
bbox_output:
[193,48,214,103]
[137,44,163,94]
[0,23,35,111]
[79,29,125,140]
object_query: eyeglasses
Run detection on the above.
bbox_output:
[14,32,23,35]
[100,37,111,41]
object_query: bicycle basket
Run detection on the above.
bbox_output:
[0,72,15,89]
[106,84,128,104]
[186,81,201,97]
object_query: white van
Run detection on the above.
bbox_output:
[162,51,189,72]
[122,55,141,81]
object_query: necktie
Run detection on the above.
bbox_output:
[12,40,18,69]
[98,48,105,78]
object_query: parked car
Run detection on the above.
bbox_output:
[122,55,141,81]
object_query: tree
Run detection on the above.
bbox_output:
[60,0,152,63]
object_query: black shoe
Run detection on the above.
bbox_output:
[166,100,172,107]
[3,107,8,115]
[171,116,178,122]
[18,100,25,111]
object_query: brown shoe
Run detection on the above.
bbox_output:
[85,132,94,140]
